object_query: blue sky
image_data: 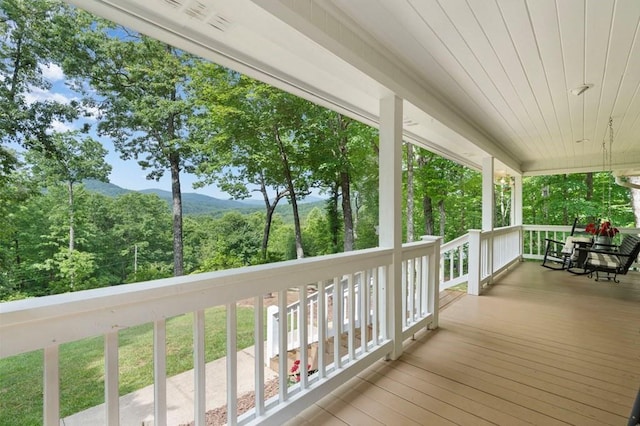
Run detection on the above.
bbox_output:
[33,63,233,199]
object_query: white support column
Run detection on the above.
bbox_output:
[482,157,494,285]
[512,174,524,260]
[379,94,403,360]
[511,174,523,226]
[482,157,495,231]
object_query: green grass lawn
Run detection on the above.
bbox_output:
[0,306,256,426]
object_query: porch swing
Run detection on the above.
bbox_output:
[575,118,640,282]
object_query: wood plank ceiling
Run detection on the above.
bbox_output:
[70,0,640,177]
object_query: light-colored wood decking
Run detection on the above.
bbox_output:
[287,261,640,425]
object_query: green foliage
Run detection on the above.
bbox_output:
[523,173,633,227]
[25,131,111,187]
[0,0,81,176]
[47,249,98,293]
[403,146,481,242]
[302,207,333,256]
[188,211,262,271]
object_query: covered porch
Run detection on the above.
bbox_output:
[2,0,640,424]
[292,261,640,425]
[3,229,639,425]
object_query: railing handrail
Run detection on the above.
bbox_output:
[0,247,393,359]
[440,233,468,252]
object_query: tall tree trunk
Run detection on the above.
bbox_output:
[406,143,414,242]
[169,152,184,276]
[438,199,445,237]
[340,171,354,251]
[259,177,287,260]
[261,203,276,260]
[417,153,433,235]
[68,181,75,252]
[423,195,434,235]
[274,127,304,258]
[337,115,354,251]
[630,176,640,227]
[353,191,362,243]
[326,185,340,253]
[585,172,593,201]
[460,186,466,231]
[67,180,76,289]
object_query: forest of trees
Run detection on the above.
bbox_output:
[1,0,636,302]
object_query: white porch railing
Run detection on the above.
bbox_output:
[6,224,635,425]
[265,239,440,359]
[438,233,469,290]
[265,274,366,360]
[0,240,440,426]
[428,225,522,296]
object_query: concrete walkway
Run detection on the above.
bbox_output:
[61,346,277,426]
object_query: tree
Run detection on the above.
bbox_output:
[25,131,110,251]
[60,15,199,276]
[307,111,378,251]
[108,192,173,281]
[0,164,39,299]
[302,207,333,256]
[522,173,633,228]
[189,65,314,259]
[0,0,80,175]
[405,142,415,242]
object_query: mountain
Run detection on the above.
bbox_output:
[82,179,131,197]
[82,180,326,217]
[139,188,252,214]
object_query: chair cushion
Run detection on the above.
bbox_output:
[588,253,620,269]
[563,236,592,260]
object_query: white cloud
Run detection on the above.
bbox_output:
[84,105,100,121]
[40,63,65,82]
[24,86,74,105]
[49,120,75,133]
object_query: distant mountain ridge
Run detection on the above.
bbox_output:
[82,179,325,216]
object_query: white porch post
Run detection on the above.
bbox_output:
[512,174,524,260]
[379,94,403,360]
[482,157,494,285]
[482,157,495,231]
[511,174,523,226]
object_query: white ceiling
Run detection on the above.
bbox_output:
[69,0,640,177]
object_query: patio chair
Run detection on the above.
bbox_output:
[541,218,593,271]
[580,234,640,283]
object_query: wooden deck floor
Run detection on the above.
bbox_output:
[287,261,640,425]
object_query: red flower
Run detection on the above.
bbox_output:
[586,221,619,237]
